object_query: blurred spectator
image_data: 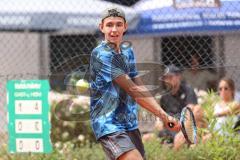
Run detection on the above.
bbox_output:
[203,78,240,141]
[182,54,217,91]
[156,64,205,150]
[213,78,240,133]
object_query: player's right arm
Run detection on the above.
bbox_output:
[114,74,180,132]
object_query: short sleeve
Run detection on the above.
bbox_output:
[92,50,127,83]
[185,86,198,105]
[129,49,138,78]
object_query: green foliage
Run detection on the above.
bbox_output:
[0,142,105,160]
[199,90,219,135]
[143,135,240,160]
[1,136,240,160]
[50,101,96,147]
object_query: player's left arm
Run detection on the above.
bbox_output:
[185,86,205,123]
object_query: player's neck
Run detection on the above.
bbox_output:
[115,46,121,53]
[106,40,121,53]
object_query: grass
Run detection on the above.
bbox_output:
[1,135,240,160]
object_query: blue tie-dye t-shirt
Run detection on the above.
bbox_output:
[90,41,139,139]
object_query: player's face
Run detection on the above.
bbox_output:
[99,17,127,45]
[218,80,233,101]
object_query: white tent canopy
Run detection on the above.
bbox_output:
[0,0,138,31]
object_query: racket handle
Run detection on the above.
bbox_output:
[168,122,174,128]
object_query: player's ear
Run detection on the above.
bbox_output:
[99,23,104,33]
[124,22,128,32]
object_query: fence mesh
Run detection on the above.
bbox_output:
[0,0,240,157]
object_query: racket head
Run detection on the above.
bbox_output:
[180,107,197,144]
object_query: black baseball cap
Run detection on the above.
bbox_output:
[163,64,182,76]
[101,7,126,22]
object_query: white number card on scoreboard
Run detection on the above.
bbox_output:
[15,100,42,114]
[16,138,43,152]
[15,119,42,133]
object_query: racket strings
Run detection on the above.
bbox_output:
[181,109,197,144]
[184,118,194,142]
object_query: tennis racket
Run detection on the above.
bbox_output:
[168,106,197,144]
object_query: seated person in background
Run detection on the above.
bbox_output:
[157,64,206,150]
[203,78,240,141]
[182,54,217,91]
[213,78,240,133]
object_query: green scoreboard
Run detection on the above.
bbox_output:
[7,80,52,153]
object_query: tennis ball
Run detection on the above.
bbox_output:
[76,79,89,93]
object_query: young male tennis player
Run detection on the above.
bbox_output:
[89,7,180,160]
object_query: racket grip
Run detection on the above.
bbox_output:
[168,122,174,128]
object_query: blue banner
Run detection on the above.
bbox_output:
[129,0,240,35]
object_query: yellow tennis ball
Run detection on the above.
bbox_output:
[76,79,89,93]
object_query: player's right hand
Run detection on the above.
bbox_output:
[162,114,181,132]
